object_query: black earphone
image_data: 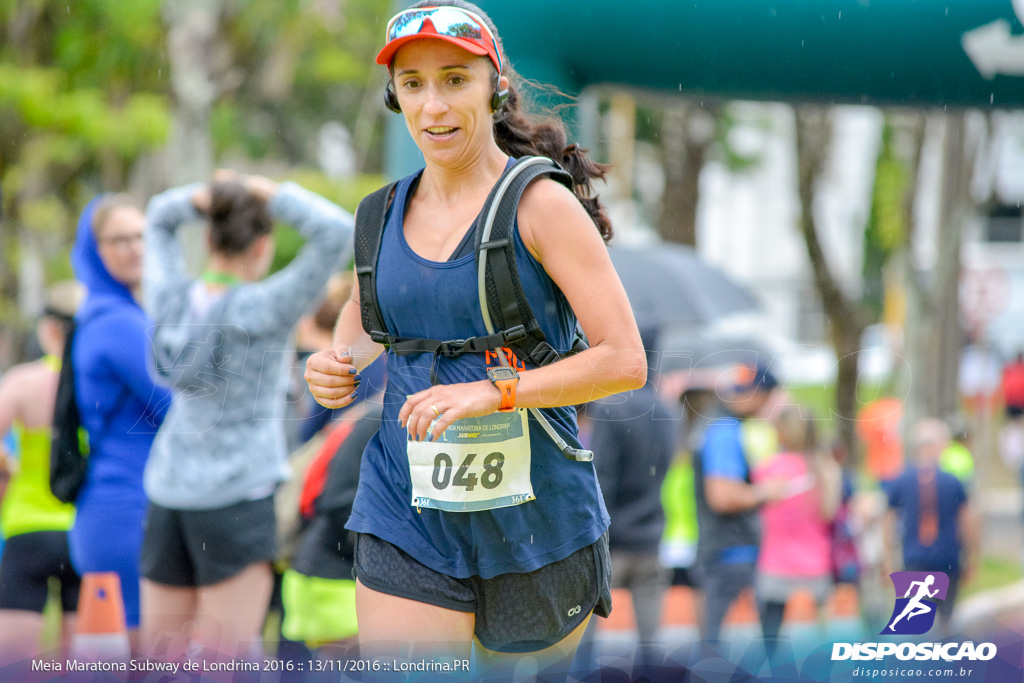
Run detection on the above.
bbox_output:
[383,79,402,113]
[384,71,509,114]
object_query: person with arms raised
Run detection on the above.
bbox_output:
[141,172,351,660]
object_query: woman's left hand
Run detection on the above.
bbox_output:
[242,173,279,201]
[400,380,502,442]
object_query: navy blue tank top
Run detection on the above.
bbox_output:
[346,165,610,579]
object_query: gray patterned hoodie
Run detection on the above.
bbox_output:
[142,182,351,509]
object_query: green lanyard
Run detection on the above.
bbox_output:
[201,270,242,287]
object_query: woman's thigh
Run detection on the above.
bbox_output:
[354,578,474,660]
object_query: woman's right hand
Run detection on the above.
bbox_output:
[241,173,278,201]
[305,349,361,409]
[192,187,212,214]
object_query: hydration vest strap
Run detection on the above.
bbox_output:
[476,158,583,368]
[354,182,397,341]
[380,326,527,358]
[354,157,586,370]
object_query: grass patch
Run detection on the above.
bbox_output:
[962,555,1023,599]
[40,577,62,651]
[783,380,899,450]
[786,381,893,420]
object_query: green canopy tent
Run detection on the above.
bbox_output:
[387,0,1024,176]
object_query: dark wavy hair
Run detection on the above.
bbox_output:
[206,181,272,256]
[404,0,613,242]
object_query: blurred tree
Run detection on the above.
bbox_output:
[862,117,923,319]
[159,0,390,187]
[0,0,170,360]
[164,0,224,186]
[162,0,226,271]
[211,0,388,173]
[794,106,870,464]
[901,113,987,432]
[653,101,761,246]
[0,0,391,365]
[798,107,983,468]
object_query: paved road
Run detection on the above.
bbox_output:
[981,488,1023,563]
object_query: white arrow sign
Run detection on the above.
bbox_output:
[963,0,1024,78]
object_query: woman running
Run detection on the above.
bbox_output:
[305,1,645,674]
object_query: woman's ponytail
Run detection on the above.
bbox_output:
[492,85,613,242]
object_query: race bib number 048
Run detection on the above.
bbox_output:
[408,409,535,512]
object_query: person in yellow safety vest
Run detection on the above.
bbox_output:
[0,281,84,661]
[940,415,975,488]
[660,454,699,586]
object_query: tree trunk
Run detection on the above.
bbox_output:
[608,92,636,232]
[0,154,19,331]
[659,103,716,246]
[794,106,867,464]
[164,1,222,185]
[903,113,980,440]
[932,115,973,421]
[353,64,385,174]
[163,0,225,272]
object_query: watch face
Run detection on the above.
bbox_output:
[489,367,518,381]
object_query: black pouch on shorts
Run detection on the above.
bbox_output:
[472,533,612,653]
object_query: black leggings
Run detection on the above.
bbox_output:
[0,531,80,612]
[759,600,786,656]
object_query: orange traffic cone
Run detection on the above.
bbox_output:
[72,572,131,661]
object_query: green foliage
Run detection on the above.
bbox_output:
[868,124,908,253]
[0,0,392,349]
[715,105,765,173]
[20,196,64,236]
[0,2,173,333]
[862,120,909,318]
[787,378,896,442]
[283,169,387,214]
[211,102,273,160]
[635,104,662,142]
[269,224,306,276]
[268,168,386,274]
[212,0,390,168]
[0,65,169,157]
[961,555,1024,598]
[311,47,368,85]
[51,0,165,92]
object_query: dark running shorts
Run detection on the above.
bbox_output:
[140,496,277,588]
[0,531,80,612]
[291,516,354,581]
[354,532,612,654]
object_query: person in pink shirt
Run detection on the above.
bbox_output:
[753,406,841,657]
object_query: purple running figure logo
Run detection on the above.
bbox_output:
[883,571,949,635]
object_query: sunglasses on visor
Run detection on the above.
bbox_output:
[385,6,502,72]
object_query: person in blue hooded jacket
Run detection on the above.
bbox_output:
[68,194,172,635]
